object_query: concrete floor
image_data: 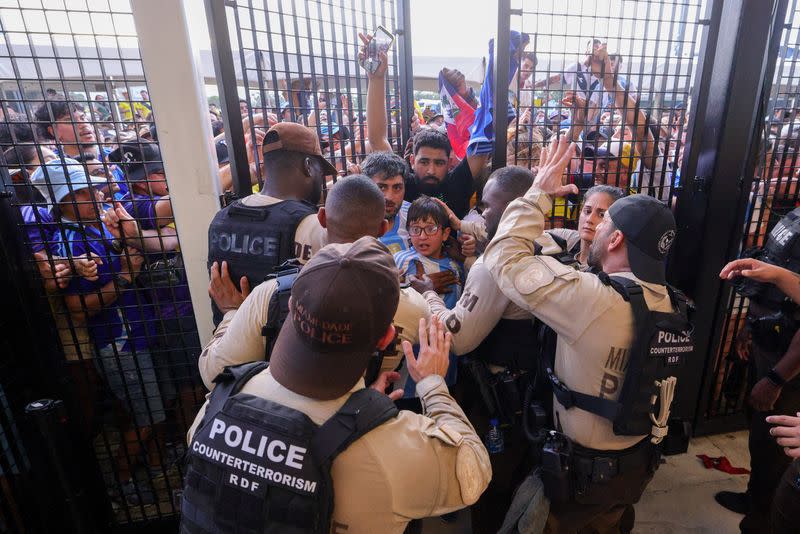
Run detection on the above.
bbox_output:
[634,431,750,533]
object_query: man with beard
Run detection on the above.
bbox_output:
[359,33,487,218]
[484,136,681,533]
[361,151,411,254]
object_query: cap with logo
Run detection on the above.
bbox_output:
[107,142,164,182]
[262,122,338,177]
[30,157,108,209]
[269,236,401,400]
[607,194,676,285]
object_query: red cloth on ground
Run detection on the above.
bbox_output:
[697,454,751,474]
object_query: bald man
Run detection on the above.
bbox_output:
[202,175,430,389]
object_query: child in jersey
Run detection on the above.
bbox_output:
[394,196,463,397]
[394,195,465,308]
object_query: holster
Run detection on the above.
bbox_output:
[540,434,660,507]
[463,357,530,425]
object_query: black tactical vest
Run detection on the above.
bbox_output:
[544,275,693,437]
[207,199,316,323]
[181,362,398,534]
[738,207,800,311]
[474,318,539,372]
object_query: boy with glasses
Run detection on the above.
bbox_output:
[394,195,464,309]
[395,195,463,397]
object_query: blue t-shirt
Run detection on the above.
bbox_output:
[121,191,160,230]
[55,221,153,351]
[18,205,56,254]
[99,146,128,198]
[380,201,411,255]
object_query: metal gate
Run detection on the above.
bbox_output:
[0,0,205,529]
[205,0,413,197]
[500,0,707,240]
[692,0,800,434]
[0,0,414,531]
[0,0,798,532]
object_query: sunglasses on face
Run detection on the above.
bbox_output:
[409,224,441,236]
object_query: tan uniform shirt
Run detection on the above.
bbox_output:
[199,279,430,389]
[187,370,492,533]
[425,231,580,356]
[483,188,674,450]
[240,194,327,263]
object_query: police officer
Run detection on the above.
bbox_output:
[182,237,492,533]
[720,258,800,533]
[201,175,429,390]
[715,215,800,532]
[416,167,623,530]
[207,122,337,322]
[484,136,681,532]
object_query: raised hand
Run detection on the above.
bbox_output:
[358,32,388,79]
[403,316,452,383]
[533,135,579,198]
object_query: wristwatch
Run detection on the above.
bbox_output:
[767,368,787,388]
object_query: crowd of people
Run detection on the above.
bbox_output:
[2,21,800,534]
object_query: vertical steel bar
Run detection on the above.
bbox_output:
[492,0,512,170]
[396,0,414,152]
[204,0,252,198]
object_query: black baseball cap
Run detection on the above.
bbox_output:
[108,142,164,181]
[215,139,230,165]
[269,236,401,400]
[607,194,676,285]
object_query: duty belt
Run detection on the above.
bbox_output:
[571,438,658,484]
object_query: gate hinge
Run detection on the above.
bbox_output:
[510,8,523,15]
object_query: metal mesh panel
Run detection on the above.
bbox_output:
[704,0,800,422]
[224,0,404,187]
[0,0,204,525]
[510,0,707,228]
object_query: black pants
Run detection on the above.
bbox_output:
[544,442,657,534]
[451,362,535,533]
[741,345,800,533]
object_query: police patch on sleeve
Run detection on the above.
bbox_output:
[456,446,486,505]
[514,264,554,295]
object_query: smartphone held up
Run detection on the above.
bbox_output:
[360,26,394,74]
